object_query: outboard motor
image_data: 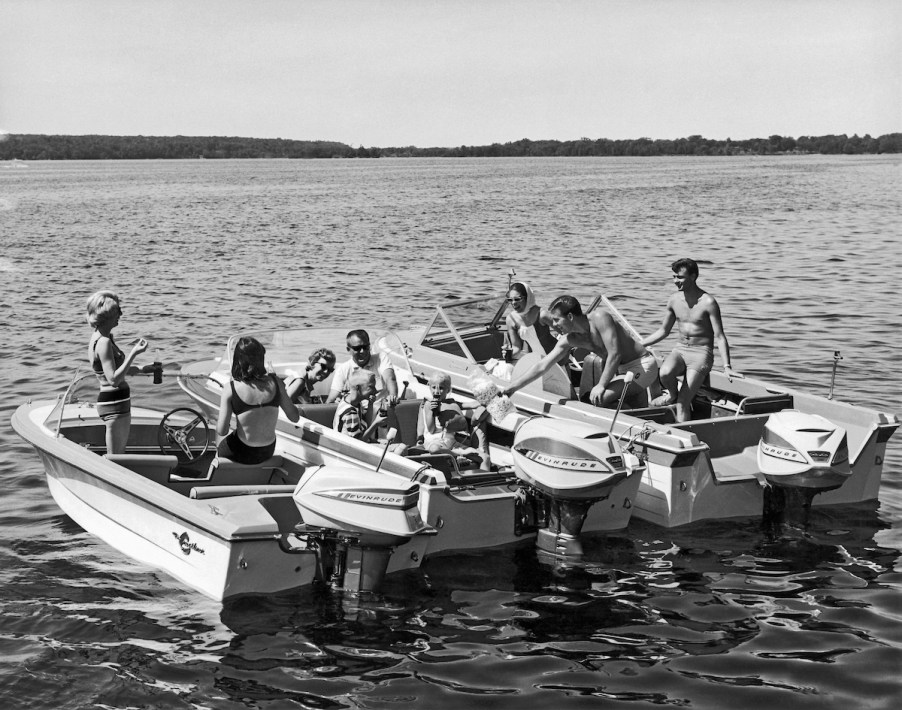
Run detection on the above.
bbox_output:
[293,467,436,594]
[757,410,851,490]
[758,410,852,530]
[511,417,632,558]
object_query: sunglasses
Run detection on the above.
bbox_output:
[312,361,334,377]
[348,343,370,352]
[507,297,523,304]
[453,430,470,440]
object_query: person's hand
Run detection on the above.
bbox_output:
[496,386,511,398]
[589,384,605,406]
[724,364,743,380]
[133,338,148,355]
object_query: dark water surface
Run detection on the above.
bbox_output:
[1,156,900,709]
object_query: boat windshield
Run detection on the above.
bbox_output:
[214,329,352,378]
[418,295,508,347]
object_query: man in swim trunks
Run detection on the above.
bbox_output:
[500,295,657,408]
[642,257,739,422]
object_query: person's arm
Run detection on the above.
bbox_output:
[502,337,571,396]
[285,372,308,403]
[424,399,440,434]
[382,366,399,404]
[506,313,525,358]
[216,384,233,443]
[707,297,740,377]
[97,337,147,387]
[361,413,387,442]
[589,314,622,405]
[275,375,300,422]
[326,364,345,403]
[642,302,676,348]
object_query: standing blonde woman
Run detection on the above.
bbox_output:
[86,290,148,454]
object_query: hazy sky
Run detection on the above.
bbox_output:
[1,0,899,147]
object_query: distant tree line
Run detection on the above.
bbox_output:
[1,132,899,160]
[0,134,358,160]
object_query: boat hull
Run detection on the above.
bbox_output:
[179,357,642,557]
[374,312,898,528]
[13,400,429,601]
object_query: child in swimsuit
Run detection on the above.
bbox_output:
[216,336,299,465]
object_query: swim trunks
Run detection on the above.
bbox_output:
[221,431,276,465]
[670,342,714,375]
[616,351,659,389]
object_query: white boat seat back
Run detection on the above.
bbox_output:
[208,455,288,485]
[104,453,179,485]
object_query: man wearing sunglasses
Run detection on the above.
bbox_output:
[326,329,400,407]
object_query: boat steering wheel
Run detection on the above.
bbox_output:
[158,408,211,463]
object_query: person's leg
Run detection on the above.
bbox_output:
[106,415,130,454]
[653,351,683,406]
[472,420,492,470]
[675,368,708,422]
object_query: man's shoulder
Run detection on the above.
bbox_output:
[589,309,616,328]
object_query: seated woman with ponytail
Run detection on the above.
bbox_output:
[216,336,299,465]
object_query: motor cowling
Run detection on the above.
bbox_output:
[512,417,630,499]
[757,410,851,490]
[511,417,632,557]
[293,466,436,593]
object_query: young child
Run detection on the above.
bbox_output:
[421,372,491,471]
[334,370,406,454]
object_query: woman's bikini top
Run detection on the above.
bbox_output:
[91,336,125,387]
[230,375,279,415]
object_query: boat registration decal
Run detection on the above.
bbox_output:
[173,531,206,556]
[518,449,609,472]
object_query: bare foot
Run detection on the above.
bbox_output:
[651,393,674,406]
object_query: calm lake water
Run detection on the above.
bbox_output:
[1,156,900,709]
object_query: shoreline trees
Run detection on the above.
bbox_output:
[1,132,898,160]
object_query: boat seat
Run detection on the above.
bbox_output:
[298,399,423,448]
[408,452,460,480]
[207,455,291,486]
[189,484,296,500]
[297,403,338,428]
[104,453,179,485]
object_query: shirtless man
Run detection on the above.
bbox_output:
[500,295,658,407]
[642,258,739,422]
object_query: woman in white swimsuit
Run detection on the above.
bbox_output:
[504,281,557,358]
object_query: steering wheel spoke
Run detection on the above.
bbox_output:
[158,407,211,463]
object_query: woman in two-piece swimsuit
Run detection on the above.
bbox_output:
[216,336,300,465]
[85,290,148,454]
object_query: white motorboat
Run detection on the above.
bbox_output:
[375,294,899,528]
[177,330,645,563]
[11,372,437,601]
